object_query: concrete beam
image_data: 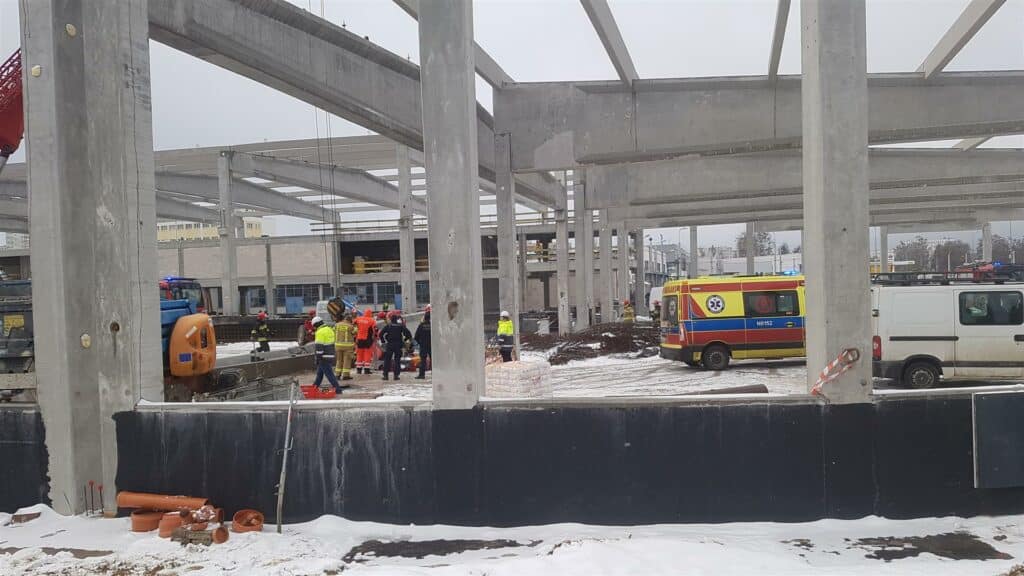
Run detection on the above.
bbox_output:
[586,149,1024,209]
[573,171,593,330]
[954,136,990,150]
[982,222,993,260]
[556,208,571,335]
[494,72,1024,171]
[688,226,698,278]
[917,0,1006,79]
[496,134,520,341]
[391,0,513,89]
[580,0,638,85]
[155,171,329,221]
[397,145,416,311]
[0,217,28,233]
[419,0,484,409]
[230,152,427,215]
[149,0,563,208]
[767,0,791,80]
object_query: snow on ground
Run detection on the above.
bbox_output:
[216,341,294,358]
[4,504,1024,575]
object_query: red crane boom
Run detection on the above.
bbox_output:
[0,48,24,175]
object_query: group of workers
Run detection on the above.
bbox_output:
[309,306,435,393]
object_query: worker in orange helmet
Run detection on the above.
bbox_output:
[354,308,377,375]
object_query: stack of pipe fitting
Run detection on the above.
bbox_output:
[117,491,230,545]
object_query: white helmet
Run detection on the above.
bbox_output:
[500,310,510,318]
[311,316,323,325]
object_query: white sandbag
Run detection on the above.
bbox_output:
[484,358,552,398]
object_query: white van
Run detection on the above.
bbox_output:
[872,282,1024,388]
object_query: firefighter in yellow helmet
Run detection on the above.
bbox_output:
[334,312,356,382]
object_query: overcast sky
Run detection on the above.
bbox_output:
[2,0,1023,252]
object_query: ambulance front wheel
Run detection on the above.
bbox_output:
[701,344,730,371]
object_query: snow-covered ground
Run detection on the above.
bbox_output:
[3,504,1024,575]
[215,341,294,358]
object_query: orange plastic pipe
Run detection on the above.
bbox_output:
[116,491,208,511]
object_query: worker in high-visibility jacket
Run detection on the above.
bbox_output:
[622,300,635,324]
[334,313,356,382]
[312,317,341,392]
[354,308,377,374]
[496,310,515,362]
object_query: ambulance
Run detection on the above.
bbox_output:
[659,275,806,370]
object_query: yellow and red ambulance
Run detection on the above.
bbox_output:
[659,274,806,370]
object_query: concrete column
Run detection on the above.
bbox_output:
[18,255,30,280]
[419,0,484,408]
[218,152,238,315]
[982,222,993,261]
[689,226,699,278]
[23,0,161,514]
[176,240,185,277]
[330,240,341,297]
[599,210,614,323]
[802,0,871,403]
[634,229,647,316]
[264,239,275,315]
[555,209,571,335]
[745,221,756,274]
[397,144,417,311]
[573,171,593,331]
[517,228,528,313]
[495,133,519,339]
[878,226,889,272]
[616,224,630,316]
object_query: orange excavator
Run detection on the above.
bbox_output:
[0,49,23,177]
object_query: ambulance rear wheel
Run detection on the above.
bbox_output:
[701,345,730,371]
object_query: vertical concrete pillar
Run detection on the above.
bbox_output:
[616,224,630,316]
[397,144,417,311]
[878,226,889,272]
[802,0,871,402]
[264,239,275,315]
[330,239,341,297]
[982,222,993,261]
[23,0,161,514]
[555,209,571,335]
[517,228,528,313]
[634,229,647,316]
[745,221,756,274]
[218,152,238,315]
[599,210,614,323]
[419,0,484,408]
[18,255,31,280]
[573,171,593,331]
[689,226,699,278]
[495,133,519,339]
[176,240,185,277]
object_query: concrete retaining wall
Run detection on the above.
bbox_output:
[113,397,1024,526]
[0,408,49,512]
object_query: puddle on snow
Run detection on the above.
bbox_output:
[343,539,538,563]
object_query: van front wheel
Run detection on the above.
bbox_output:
[701,345,730,371]
[903,361,940,389]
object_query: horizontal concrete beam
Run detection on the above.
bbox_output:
[626,208,1006,230]
[149,0,565,209]
[587,149,1024,209]
[230,153,427,215]
[0,180,223,222]
[155,172,330,221]
[495,72,1024,171]
[0,217,28,234]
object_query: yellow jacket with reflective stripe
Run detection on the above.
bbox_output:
[334,321,356,348]
[315,325,336,345]
[497,319,514,336]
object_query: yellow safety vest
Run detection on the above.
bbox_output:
[315,325,336,345]
[497,319,514,337]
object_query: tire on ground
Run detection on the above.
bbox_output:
[701,344,730,371]
[902,360,940,389]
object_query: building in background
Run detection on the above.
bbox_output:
[157,216,274,242]
[0,233,29,250]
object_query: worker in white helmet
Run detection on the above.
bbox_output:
[496,310,515,362]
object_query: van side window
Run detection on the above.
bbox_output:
[744,291,799,317]
[959,291,1023,326]
[662,295,678,322]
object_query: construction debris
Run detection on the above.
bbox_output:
[522,323,660,366]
